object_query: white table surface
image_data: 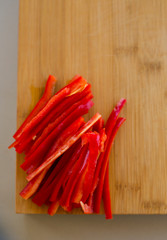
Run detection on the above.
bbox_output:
[0,1,167,240]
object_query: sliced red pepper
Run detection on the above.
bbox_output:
[21,98,91,171]
[102,164,112,219]
[105,98,126,136]
[20,166,49,200]
[21,116,85,172]
[16,84,92,154]
[25,86,92,156]
[30,142,79,202]
[9,76,88,150]
[59,144,89,210]
[26,113,102,181]
[81,132,100,203]
[33,142,82,206]
[9,87,69,149]
[93,117,126,214]
[92,117,104,132]
[91,99,126,197]
[71,132,100,204]
[13,75,57,140]
[58,75,87,96]
[48,201,59,216]
[71,165,87,204]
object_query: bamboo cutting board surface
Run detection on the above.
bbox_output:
[16,0,167,214]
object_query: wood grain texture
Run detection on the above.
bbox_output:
[16,0,167,214]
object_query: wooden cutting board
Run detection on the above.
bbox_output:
[16,0,167,214]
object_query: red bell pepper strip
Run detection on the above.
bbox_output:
[13,75,57,140]
[93,117,126,214]
[16,93,93,154]
[25,86,92,156]
[33,142,82,206]
[90,99,126,197]
[102,164,112,219]
[29,95,92,159]
[71,165,87,204]
[48,201,59,216]
[16,84,92,154]
[71,132,100,204]
[21,116,85,172]
[92,117,104,132]
[21,98,91,171]
[45,103,93,158]
[10,76,88,149]
[9,87,69,149]
[59,145,89,210]
[26,113,102,181]
[30,142,79,203]
[105,98,126,136]
[20,166,49,199]
[48,143,83,204]
[58,75,87,96]
[81,132,100,203]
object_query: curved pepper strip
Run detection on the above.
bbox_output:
[21,116,85,172]
[93,117,126,214]
[26,113,102,182]
[13,75,57,140]
[102,164,112,219]
[100,98,126,219]
[90,99,126,198]
[16,84,92,154]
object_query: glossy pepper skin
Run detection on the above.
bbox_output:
[21,142,79,202]
[102,164,112,219]
[21,117,85,173]
[90,99,126,204]
[20,166,49,200]
[9,75,88,150]
[13,75,57,140]
[9,73,127,219]
[26,113,102,182]
[21,97,91,171]
[33,142,83,206]
[25,85,92,156]
[94,117,126,215]
[9,87,68,149]
[81,132,100,203]
[16,85,92,154]
[59,144,89,211]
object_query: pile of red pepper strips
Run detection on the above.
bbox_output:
[9,75,126,219]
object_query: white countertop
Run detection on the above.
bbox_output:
[0,1,167,240]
